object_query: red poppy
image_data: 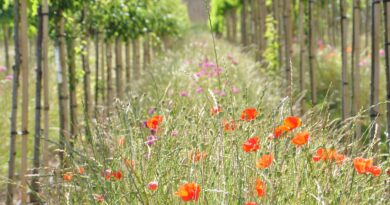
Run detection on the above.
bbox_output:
[272,125,289,138]
[291,132,310,146]
[146,115,164,130]
[63,172,73,181]
[189,150,207,163]
[103,169,112,180]
[210,106,222,116]
[283,116,301,131]
[93,194,105,203]
[255,179,266,197]
[243,137,260,153]
[312,148,345,165]
[223,120,237,131]
[368,166,382,176]
[175,182,201,202]
[148,181,159,191]
[245,202,257,205]
[256,154,273,169]
[241,108,258,121]
[112,171,123,180]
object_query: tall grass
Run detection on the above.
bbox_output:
[34,33,389,204]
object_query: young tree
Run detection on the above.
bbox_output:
[308,0,317,105]
[340,0,349,121]
[370,0,380,139]
[351,0,361,136]
[383,0,390,145]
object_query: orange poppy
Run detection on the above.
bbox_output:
[210,106,222,115]
[241,108,258,121]
[189,150,207,162]
[353,157,373,174]
[63,172,73,181]
[243,137,260,153]
[112,171,123,180]
[256,154,273,169]
[146,115,164,130]
[291,132,310,146]
[273,125,289,138]
[148,181,159,191]
[312,148,345,165]
[283,116,301,131]
[223,120,237,131]
[255,179,266,197]
[78,167,85,174]
[124,159,136,169]
[245,202,257,205]
[368,166,382,176]
[175,182,201,202]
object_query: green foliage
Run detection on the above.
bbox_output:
[262,15,279,72]
[210,0,240,33]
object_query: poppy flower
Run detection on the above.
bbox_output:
[255,179,266,197]
[146,115,164,130]
[245,202,257,205]
[291,132,310,146]
[223,120,237,131]
[112,171,123,180]
[93,194,105,203]
[368,166,382,176]
[124,159,136,169]
[312,148,345,165]
[353,157,373,174]
[148,181,159,191]
[241,108,258,121]
[103,169,112,180]
[272,125,289,138]
[117,136,125,146]
[189,150,207,162]
[283,116,301,131]
[63,172,73,181]
[175,182,201,202]
[210,106,222,116]
[256,154,273,169]
[243,137,260,153]
[78,167,85,174]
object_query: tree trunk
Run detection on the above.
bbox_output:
[6,1,22,204]
[106,42,114,113]
[143,35,151,69]
[67,37,79,138]
[383,0,390,146]
[225,11,231,41]
[101,42,106,103]
[81,36,93,119]
[115,37,124,100]
[340,0,349,121]
[95,33,100,113]
[19,0,30,203]
[298,0,306,115]
[31,6,43,204]
[241,0,248,46]
[3,24,10,73]
[232,8,237,43]
[351,0,361,137]
[42,0,50,171]
[133,38,141,80]
[308,0,317,105]
[256,0,266,62]
[284,0,293,111]
[370,0,380,140]
[125,41,131,90]
[56,11,70,167]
